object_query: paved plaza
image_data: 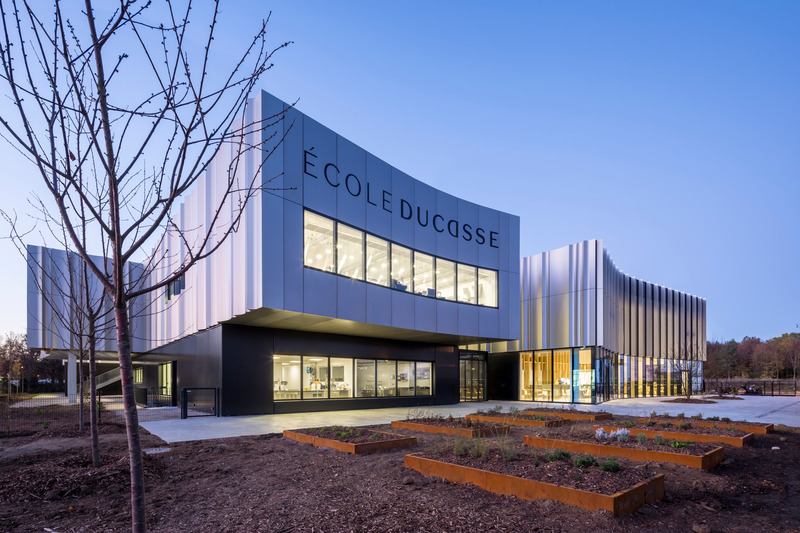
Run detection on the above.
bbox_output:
[141,395,800,444]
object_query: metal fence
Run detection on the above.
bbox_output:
[181,387,220,419]
[704,379,798,397]
[0,390,181,436]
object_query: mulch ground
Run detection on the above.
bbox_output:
[1,415,799,532]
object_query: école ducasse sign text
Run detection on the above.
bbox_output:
[304,148,499,249]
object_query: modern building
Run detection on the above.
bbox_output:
[27,91,704,414]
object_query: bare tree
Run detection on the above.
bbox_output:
[0,2,290,531]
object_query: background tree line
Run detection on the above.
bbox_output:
[0,332,64,393]
[705,332,800,380]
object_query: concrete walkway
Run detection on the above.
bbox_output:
[140,395,800,444]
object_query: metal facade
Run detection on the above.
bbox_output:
[520,239,706,361]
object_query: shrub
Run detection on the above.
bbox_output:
[646,420,657,427]
[490,405,503,414]
[599,457,620,472]
[676,413,685,419]
[661,422,672,428]
[573,454,598,468]
[721,417,732,423]
[670,440,693,449]
[692,413,703,420]
[679,422,692,430]
[654,434,666,445]
[623,420,635,428]
[499,443,517,462]
[547,449,571,462]
[707,416,720,421]
[650,409,657,418]
[471,440,487,458]
[616,432,629,442]
[636,433,648,444]
[453,436,468,457]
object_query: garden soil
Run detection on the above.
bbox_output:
[1,418,799,532]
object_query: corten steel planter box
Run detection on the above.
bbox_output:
[283,430,416,455]
[466,414,570,428]
[523,410,613,421]
[524,436,725,472]
[404,453,665,516]
[391,420,510,437]
[599,425,755,448]
[637,418,774,435]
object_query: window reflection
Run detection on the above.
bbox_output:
[457,264,477,304]
[520,351,533,400]
[303,212,334,272]
[356,359,376,397]
[397,361,415,396]
[337,224,363,280]
[478,269,497,307]
[330,357,353,398]
[553,349,571,402]
[377,360,396,397]
[534,350,552,401]
[391,244,412,292]
[303,357,329,399]
[366,235,389,286]
[414,252,435,297]
[436,258,456,300]
[273,355,302,400]
[416,362,433,395]
[302,210,498,308]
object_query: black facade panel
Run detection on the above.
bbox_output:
[221,324,274,416]
[141,325,223,398]
[435,346,459,405]
[487,353,519,401]
[273,328,440,361]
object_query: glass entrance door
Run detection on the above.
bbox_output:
[459,353,486,402]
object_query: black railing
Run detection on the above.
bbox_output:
[181,387,220,419]
[704,379,797,397]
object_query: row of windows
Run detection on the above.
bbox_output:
[273,355,434,400]
[303,211,498,307]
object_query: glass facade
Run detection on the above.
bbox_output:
[273,355,434,401]
[303,210,498,308]
[518,347,704,404]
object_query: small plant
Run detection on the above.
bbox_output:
[623,420,635,428]
[35,407,42,417]
[670,440,693,449]
[533,414,544,421]
[615,431,629,442]
[547,449,571,462]
[692,413,703,420]
[706,416,720,421]
[676,412,685,419]
[489,405,503,414]
[499,442,517,462]
[42,421,50,430]
[471,440,487,458]
[650,409,657,418]
[725,426,735,432]
[660,422,672,428]
[679,422,692,430]
[368,432,382,441]
[508,406,519,416]
[636,433,648,444]
[645,420,657,427]
[599,457,620,473]
[573,454,598,468]
[721,417,732,423]
[453,436,468,457]
[654,434,666,445]
[433,435,446,455]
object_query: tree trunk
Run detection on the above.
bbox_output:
[114,301,146,533]
[89,321,101,468]
[79,347,85,430]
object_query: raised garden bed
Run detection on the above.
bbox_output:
[638,417,774,435]
[392,418,509,438]
[284,427,416,455]
[522,408,613,421]
[596,424,754,448]
[524,435,724,471]
[405,452,664,516]
[466,413,569,428]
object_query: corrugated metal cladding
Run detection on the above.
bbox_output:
[520,239,706,361]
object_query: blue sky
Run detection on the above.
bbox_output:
[1,1,797,342]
